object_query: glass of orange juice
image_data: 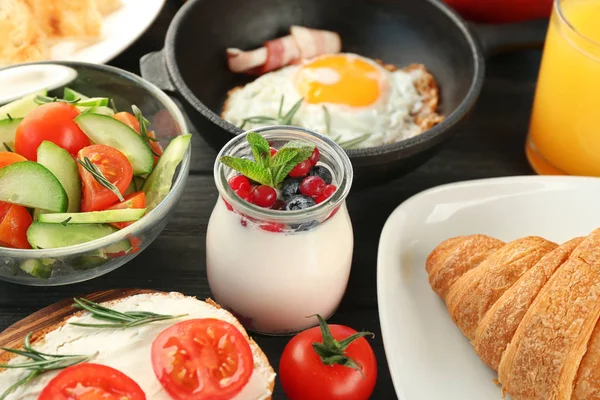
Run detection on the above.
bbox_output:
[526,0,600,176]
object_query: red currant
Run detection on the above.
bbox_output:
[250,185,277,208]
[300,176,326,197]
[308,147,320,166]
[272,199,286,210]
[315,184,337,203]
[235,186,251,201]
[228,175,251,191]
[260,222,285,232]
[289,160,312,177]
[270,147,278,156]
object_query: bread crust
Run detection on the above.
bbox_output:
[0,293,275,399]
[426,234,505,300]
[446,236,557,340]
[498,229,600,399]
[473,237,583,370]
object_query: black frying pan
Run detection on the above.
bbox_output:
[141,0,547,188]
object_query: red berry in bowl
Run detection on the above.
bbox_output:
[308,147,320,166]
[250,185,277,208]
[315,184,337,203]
[260,222,285,232]
[235,186,251,201]
[289,160,312,178]
[300,176,326,197]
[228,175,251,191]
[270,147,278,156]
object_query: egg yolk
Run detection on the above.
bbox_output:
[294,54,383,108]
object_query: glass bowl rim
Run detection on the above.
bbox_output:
[0,61,191,258]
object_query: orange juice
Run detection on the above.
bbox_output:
[526,0,600,176]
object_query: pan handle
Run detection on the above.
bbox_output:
[470,19,549,57]
[140,50,178,94]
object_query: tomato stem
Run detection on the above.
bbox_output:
[310,315,374,377]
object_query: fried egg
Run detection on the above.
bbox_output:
[222,53,438,149]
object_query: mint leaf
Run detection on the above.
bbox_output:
[270,148,299,184]
[246,132,271,168]
[270,140,315,186]
[220,156,273,186]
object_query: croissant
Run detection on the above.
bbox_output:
[427,228,600,399]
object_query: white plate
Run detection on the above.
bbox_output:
[49,0,165,64]
[377,176,600,400]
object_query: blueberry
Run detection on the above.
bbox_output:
[292,220,320,232]
[308,166,333,185]
[281,178,302,198]
[285,195,316,211]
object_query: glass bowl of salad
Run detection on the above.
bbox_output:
[0,62,191,285]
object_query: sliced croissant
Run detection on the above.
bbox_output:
[446,236,557,340]
[473,237,583,370]
[426,235,505,299]
[498,228,600,400]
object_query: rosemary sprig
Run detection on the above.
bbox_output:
[6,113,12,121]
[109,98,117,113]
[336,133,372,149]
[322,106,331,134]
[131,105,160,157]
[60,217,71,226]
[239,96,304,129]
[0,333,93,400]
[69,298,187,329]
[3,143,13,152]
[34,95,80,105]
[77,157,124,202]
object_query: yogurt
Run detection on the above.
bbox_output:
[206,126,354,334]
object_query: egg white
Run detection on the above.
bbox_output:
[222,53,426,149]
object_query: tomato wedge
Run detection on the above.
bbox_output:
[107,191,146,229]
[114,112,163,163]
[0,201,32,249]
[77,145,133,212]
[15,102,90,161]
[38,363,146,400]
[151,319,254,400]
[0,152,26,169]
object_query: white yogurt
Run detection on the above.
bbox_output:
[206,199,354,334]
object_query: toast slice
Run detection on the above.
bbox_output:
[0,292,275,400]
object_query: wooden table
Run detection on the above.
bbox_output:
[0,2,542,398]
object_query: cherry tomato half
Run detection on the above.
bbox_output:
[107,191,146,229]
[280,318,377,400]
[0,152,26,169]
[77,144,133,212]
[38,363,146,400]
[0,201,32,249]
[151,318,254,400]
[15,102,90,161]
[114,112,163,163]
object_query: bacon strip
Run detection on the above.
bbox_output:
[290,25,341,59]
[226,26,342,74]
[226,47,267,73]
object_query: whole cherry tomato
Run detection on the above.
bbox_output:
[15,102,90,161]
[279,315,377,400]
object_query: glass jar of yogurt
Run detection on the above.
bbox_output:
[206,126,354,335]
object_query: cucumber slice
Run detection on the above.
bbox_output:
[124,176,146,196]
[74,114,153,175]
[20,258,55,279]
[0,118,22,144]
[143,134,191,211]
[63,87,89,101]
[27,222,117,248]
[38,208,146,224]
[37,141,81,213]
[81,106,115,116]
[0,162,67,212]
[0,89,46,118]
[76,97,109,107]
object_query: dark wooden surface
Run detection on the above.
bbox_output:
[0,1,542,398]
